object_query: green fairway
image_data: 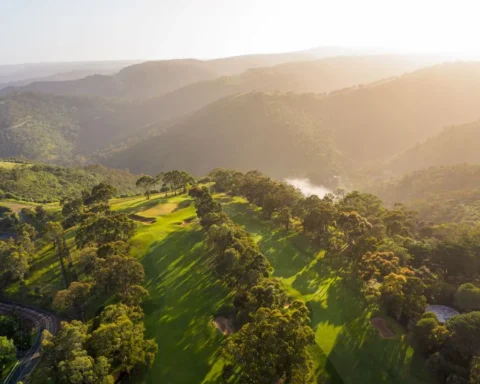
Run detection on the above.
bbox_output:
[2,192,431,383]
[111,194,232,384]
[221,196,431,384]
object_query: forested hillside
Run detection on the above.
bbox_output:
[372,164,480,201]
[0,161,138,201]
[390,121,480,174]
[5,59,480,177]
[0,93,153,163]
[99,62,480,179]
[369,164,480,224]
[99,92,346,181]
[318,62,480,162]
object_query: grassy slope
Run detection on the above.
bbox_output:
[220,195,430,384]
[0,161,21,169]
[4,193,231,383]
[3,192,430,384]
[112,194,231,384]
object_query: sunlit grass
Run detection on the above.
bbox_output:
[222,195,430,384]
[111,194,231,383]
[3,191,431,383]
[0,161,22,169]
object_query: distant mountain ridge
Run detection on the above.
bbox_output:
[99,61,480,177]
[0,53,313,99]
[0,60,218,99]
[0,60,140,86]
[1,52,437,101]
[139,55,437,122]
[3,56,480,183]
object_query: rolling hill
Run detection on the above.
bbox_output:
[317,61,480,162]
[389,120,480,174]
[5,59,480,181]
[0,60,139,88]
[367,164,480,224]
[99,61,480,178]
[140,55,439,121]
[99,92,345,179]
[0,161,138,202]
[0,93,152,163]
[0,52,316,100]
[0,60,219,99]
[1,53,437,102]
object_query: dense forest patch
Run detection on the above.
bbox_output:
[0,162,138,202]
[222,196,428,384]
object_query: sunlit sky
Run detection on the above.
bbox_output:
[1,0,480,64]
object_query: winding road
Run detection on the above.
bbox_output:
[0,301,59,384]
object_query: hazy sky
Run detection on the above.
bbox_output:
[1,0,480,64]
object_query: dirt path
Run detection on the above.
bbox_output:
[370,317,395,338]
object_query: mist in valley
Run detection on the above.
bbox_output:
[285,178,331,198]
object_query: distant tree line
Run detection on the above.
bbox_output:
[136,170,195,200]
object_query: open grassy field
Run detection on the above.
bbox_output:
[0,161,22,169]
[0,199,38,213]
[221,195,431,384]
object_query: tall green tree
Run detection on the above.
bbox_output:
[0,336,16,376]
[225,302,314,384]
[53,282,92,320]
[455,283,480,312]
[45,221,70,288]
[95,256,146,304]
[75,214,135,249]
[83,183,116,206]
[41,321,113,384]
[91,304,157,374]
[136,175,156,200]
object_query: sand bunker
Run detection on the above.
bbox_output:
[179,217,196,227]
[128,214,156,224]
[213,316,235,335]
[370,317,395,338]
[140,202,178,217]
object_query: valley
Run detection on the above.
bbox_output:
[2,33,480,384]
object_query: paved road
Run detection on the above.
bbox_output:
[0,301,59,384]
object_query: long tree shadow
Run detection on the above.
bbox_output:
[119,196,169,215]
[131,228,232,384]
[325,317,430,384]
[224,200,319,278]
[308,278,368,330]
[308,278,431,384]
